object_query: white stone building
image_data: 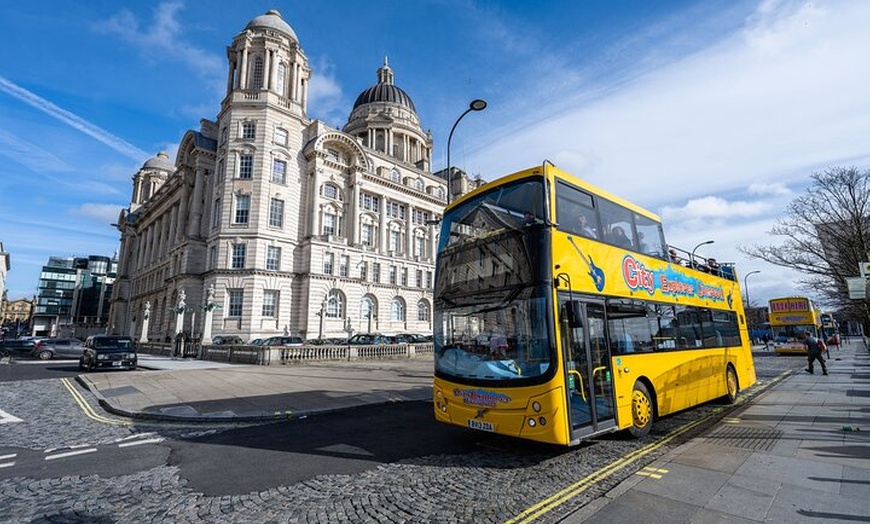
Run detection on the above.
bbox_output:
[109,10,455,343]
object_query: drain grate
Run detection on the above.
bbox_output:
[705,426,782,451]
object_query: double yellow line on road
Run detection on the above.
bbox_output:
[60,377,130,427]
[505,369,793,524]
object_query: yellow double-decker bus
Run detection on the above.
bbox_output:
[769,297,822,355]
[432,163,757,445]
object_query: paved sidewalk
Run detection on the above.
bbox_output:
[77,355,434,422]
[566,341,870,523]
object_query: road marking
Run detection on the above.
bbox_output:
[0,462,15,468]
[118,438,164,448]
[0,453,17,460]
[636,466,669,479]
[45,448,97,461]
[60,377,130,426]
[504,369,794,524]
[0,409,23,424]
[116,433,156,443]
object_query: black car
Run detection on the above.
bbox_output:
[79,335,137,371]
[0,339,45,359]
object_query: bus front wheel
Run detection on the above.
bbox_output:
[721,365,738,404]
[629,381,653,438]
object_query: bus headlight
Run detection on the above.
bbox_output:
[532,401,541,412]
[527,418,536,427]
[538,417,547,426]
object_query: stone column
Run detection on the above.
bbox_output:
[188,167,205,238]
[176,174,190,243]
[379,197,388,253]
[140,301,151,343]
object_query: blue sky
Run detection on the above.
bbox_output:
[2,0,869,307]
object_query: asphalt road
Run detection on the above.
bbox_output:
[0,350,806,523]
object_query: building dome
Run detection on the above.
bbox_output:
[245,9,298,42]
[352,59,417,115]
[142,152,175,172]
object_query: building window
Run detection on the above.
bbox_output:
[266,246,281,271]
[339,255,349,277]
[323,252,334,275]
[389,265,397,285]
[418,300,430,322]
[360,296,375,321]
[242,121,256,140]
[269,198,284,228]
[415,236,425,258]
[228,289,244,317]
[400,268,408,287]
[276,63,286,96]
[372,263,381,283]
[415,179,424,191]
[386,202,406,219]
[425,271,432,288]
[323,183,340,200]
[416,269,423,288]
[272,159,286,184]
[212,198,222,228]
[238,155,253,179]
[389,230,401,253]
[326,291,343,318]
[262,290,278,318]
[234,194,250,224]
[412,209,430,225]
[209,246,218,269]
[323,212,337,236]
[327,148,342,163]
[360,261,368,281]
[231,243,246,269]
[220,126,228,146]
[390,169,400,183]
[252,57,264,89]
[361,223,374,246]
[360,193,379,212]
[218,159,225,183]
[391,298,405,321]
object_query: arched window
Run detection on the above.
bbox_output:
[437,187,445,200]
[391,297,405,321]
[252,57,264,89]
[390,169,400,183]
[276,63,286,96]
[322,183,341,201]
[359,295,375,320]
[416,178,424,191]
[417,300,430,322]
[326,290,343,319]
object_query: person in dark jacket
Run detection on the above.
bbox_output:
[801,332,828,375]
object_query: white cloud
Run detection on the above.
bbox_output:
[0,128,73,173]
[660,196,769,221]
[748,182,791,196]
[308,56,346,128]
[69,203,126,224]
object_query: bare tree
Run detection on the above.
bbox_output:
[741,167,870,330]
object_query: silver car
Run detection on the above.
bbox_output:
[38,338,85,359]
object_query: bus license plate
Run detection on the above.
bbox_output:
[467,419,494,432]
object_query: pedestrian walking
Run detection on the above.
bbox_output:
[801,332,828,375]
[762,333,770,351]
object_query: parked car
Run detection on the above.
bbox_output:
[395,333,430,344]
[79,335,137,371]
[212,335,246,345]
[346,333,397,345]
[38,338,85,359]
[0,339,44,359]
[261,336,304,346]
[249,338,266,346]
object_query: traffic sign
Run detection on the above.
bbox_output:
[846,276,867,299]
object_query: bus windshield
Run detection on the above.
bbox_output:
[434,178,555,383]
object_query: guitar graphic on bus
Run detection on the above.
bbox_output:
[567,236,605,291]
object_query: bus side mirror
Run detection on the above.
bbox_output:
[565,301,582,328]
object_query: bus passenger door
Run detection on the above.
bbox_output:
[560,299,617,438]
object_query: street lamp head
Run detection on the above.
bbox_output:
[469,99,487,111]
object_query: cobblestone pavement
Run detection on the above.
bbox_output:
[0,351,807,524]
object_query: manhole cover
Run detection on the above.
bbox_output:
[705,426,782,451]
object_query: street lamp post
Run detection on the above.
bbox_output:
[690,240,715,268]
[446,99,487,204]
[744,270,761,343]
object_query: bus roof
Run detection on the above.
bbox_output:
[449,163,663,224]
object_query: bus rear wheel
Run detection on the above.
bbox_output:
[721,365,738,404]
[629,381,653,438]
